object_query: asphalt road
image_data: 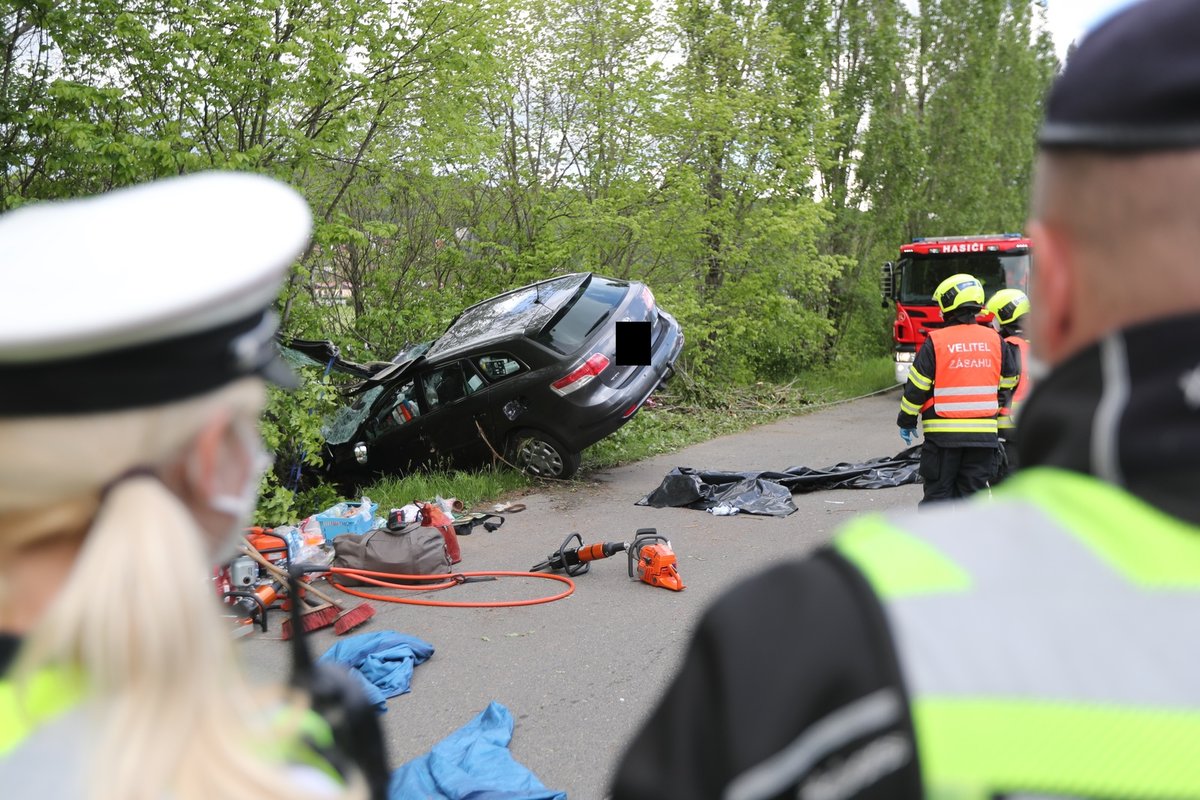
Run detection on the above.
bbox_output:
[240,388,922,798]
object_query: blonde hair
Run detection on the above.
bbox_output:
[0,379,365,800]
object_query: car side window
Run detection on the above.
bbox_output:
[422,362,481,411]
[376,380,421,432]
[478,354,525,382]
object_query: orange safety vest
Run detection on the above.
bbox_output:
[919,325,1002,419]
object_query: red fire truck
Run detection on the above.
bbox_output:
[881,233,1032,383]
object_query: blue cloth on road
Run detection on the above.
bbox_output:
[318,631,434,712]
[390,702,565,800]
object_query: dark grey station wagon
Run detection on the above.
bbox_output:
[307,273,683,483]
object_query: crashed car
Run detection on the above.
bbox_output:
[291,273,683,484]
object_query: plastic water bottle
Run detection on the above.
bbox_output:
[275,524,304,564]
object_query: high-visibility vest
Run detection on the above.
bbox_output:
[998,335,1030,431]
[1,665,339,785]
[834,467,1200,799]
[0,664,84,756]
[920,325,1002,436]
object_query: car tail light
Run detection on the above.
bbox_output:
[551,353,610,396]
[622,401,641,418]
[641,286,656,310]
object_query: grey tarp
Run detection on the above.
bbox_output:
[635,445,923,517]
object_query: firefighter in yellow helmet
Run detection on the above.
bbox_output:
[986,288,1031,480]
[895,273,1020,505]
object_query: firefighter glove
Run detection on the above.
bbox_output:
[900,427,917,446]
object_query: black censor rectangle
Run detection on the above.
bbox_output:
[615,321,652,366]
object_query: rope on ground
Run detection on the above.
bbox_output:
[794,381,904,414]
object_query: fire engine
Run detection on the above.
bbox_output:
[881,233,1032,383]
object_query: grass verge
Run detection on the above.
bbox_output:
[359,467,533,512]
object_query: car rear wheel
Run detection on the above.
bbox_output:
[506,430,580,480]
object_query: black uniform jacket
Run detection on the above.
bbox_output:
[609,313,1200,799]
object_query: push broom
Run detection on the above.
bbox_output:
[239,545,375,638]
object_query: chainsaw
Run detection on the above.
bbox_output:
[627,529,685,592]
[530,528,685,591]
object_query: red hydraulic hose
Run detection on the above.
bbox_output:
[324,566,575,608]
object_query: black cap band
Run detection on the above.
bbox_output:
[1039,122,1200,152]
[0,309,296,416]
[1039,0,1200,153]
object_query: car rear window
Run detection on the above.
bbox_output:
[535,277,630,355]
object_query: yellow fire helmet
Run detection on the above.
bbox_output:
[986,288,1030,327]
[933,273,985,315]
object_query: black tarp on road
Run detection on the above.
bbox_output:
[635,445,923,517]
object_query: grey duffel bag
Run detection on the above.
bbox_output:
[331,523,452,585]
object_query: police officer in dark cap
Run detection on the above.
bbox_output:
[610,1,1200,797]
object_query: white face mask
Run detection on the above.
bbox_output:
[207,420,273,563]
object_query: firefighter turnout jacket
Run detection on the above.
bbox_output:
[611,314,1200,800]
[898,319,1019,446]
[998,331,1030,433]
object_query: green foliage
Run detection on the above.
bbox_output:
[2,0,1056,501]
[254,375,342,526]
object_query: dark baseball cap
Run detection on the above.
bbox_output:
[1039,0,1200,151]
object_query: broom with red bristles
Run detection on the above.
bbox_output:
[239,545,376,638]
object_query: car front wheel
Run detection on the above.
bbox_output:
[506,430,580,479]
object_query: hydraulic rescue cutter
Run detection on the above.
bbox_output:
[530,528,685,591]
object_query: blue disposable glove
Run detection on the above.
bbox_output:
[899,427,917,446]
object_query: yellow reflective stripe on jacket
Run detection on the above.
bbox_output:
[922,418,998,434]
[268,705,342,782]
[907,367,932,391]
[0,666,85,756]
[836,468,1200,798]
[900,396,922,415]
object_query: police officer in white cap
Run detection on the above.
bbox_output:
[612,1,1200,797]
[0,173,380,800]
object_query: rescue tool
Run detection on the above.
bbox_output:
[530,528,685,591]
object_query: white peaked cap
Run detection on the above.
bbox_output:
[0,172,313,415]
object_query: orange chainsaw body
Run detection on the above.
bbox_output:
[633,538,685,592]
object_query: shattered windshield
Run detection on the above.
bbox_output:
[426,274,587,358]
[392,340,433,363]
[322,385,384,445]
[280,345,328,370]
